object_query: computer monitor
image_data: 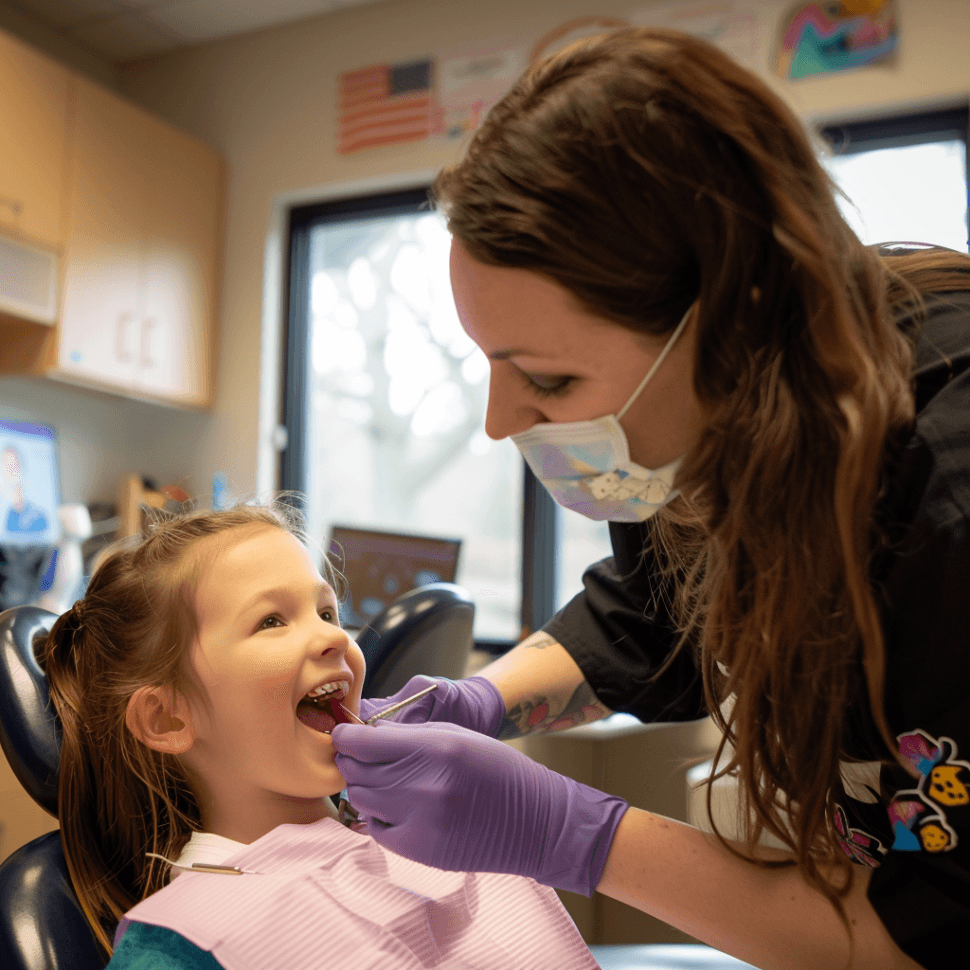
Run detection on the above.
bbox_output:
[0,420,59,548]
[327,524,462,631]
[0,419,60,610]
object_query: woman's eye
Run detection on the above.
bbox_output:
[522,372,574,399]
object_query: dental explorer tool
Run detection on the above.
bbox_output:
[365,683,438,723]
[337,683,438,726]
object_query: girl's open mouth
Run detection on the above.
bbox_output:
[296,683,353,734]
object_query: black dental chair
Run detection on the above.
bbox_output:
[0,604,755,970]
[0,605,106,969]
[356,581,476,698]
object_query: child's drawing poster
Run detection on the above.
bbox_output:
[774,1,899,80]
[632,2,762,68]
[437,45,526,141]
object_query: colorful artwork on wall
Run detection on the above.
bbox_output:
[774,0,898,80]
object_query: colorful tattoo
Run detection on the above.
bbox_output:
[497,679,610,740]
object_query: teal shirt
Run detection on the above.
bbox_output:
[109,922,222,970]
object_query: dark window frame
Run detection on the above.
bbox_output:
[281,188,557,653]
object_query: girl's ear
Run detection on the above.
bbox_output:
[125,685,197,754]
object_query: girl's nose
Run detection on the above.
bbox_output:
[313,619,352,655]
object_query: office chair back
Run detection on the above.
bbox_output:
[357,582,475,698]
[0,606,107,969]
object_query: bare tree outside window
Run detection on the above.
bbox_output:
[305,211,521,640]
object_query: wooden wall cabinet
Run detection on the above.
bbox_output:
[0,30,71,250]
[54,78,222,408]
[0,31,223,410]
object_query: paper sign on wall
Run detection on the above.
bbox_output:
[436,47,526,141]
[633,0,762,67]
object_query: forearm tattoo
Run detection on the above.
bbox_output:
[495,633,612,740]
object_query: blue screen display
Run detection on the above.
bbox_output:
[0,420,60,548]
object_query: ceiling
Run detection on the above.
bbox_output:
[2,0,388,62]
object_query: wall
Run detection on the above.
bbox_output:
[115,0,970,505]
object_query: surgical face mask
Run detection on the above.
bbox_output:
[511,305,694,523]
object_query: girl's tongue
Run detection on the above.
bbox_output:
[296,696,352,734]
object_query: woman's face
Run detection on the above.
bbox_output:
[449,239,706,470]
[182,525,366,841]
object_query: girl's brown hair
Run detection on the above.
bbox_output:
[434,26,970,935]
[41,503,324,955]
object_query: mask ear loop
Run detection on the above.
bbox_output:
[616,304,695,422]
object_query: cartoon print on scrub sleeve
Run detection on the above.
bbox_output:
[834,803,885,867]
[887,730,969,853]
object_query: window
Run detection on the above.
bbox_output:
[819,107,969,252]
[284,190,523,646]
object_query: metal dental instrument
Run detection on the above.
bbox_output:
[145,852,249,875]
[364,683,438,723]
[338,704,368,725]
[337,683,438,726]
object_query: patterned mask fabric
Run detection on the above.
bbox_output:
[511,305,694,523]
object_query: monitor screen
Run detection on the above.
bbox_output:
[0,420,60,548]
[327,525,461,630]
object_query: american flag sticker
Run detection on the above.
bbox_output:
[337,59,440,154]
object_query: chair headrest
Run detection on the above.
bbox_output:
[0,606,60,816]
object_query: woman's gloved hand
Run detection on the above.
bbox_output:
[357,675,506,737]
[330,720,628,897]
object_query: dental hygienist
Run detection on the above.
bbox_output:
[332,27,970,970]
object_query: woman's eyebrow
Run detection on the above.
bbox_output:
[490,348,563,363]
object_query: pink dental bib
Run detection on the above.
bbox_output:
[123,817,601,970]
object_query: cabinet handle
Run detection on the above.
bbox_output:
[140,318,155,368]
[116,313,133,362]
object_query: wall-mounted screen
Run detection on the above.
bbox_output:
[0,419,60,548]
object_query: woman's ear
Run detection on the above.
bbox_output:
[126,685,196,755]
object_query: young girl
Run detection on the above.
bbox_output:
[42,504,600,969]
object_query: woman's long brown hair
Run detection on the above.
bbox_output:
[41,504,315,955]
[434,26,970,938]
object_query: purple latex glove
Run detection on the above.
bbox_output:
[358,675,505,737]
[330,720,628,897]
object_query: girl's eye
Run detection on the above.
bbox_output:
[259,615,284,631]
[319,608,338,625]
[521,372,574,399]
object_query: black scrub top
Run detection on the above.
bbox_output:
[543,289,970,969]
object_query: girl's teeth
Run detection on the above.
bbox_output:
[306,680,348,699]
